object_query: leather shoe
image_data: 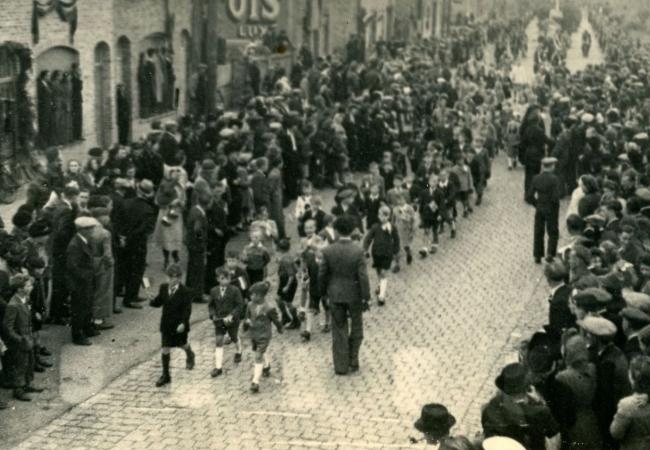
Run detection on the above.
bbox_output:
[13,390,31,402]
[186,351,195,370]
[335,370,349,376]
[234,353,242,364]
[73,338,92,346]
[210,368,223,378]
[24,385,44,393]
[250,383,259,393]
[123,302,143,309]
[155,375,171,387]
[85,329,100,337]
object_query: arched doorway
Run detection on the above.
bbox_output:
[35,46,81,148]
[94,42,113,149]
[178,29,192,114]
[116,36,132,145]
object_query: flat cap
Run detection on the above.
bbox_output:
[577,316,617,337]
[74,216,99,229]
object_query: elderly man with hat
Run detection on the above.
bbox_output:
[65,217,100,346]
[578,315,632,448]
[120,180,158,309]
[526,156,563,264]
[481,362,560,450]
[412,403,457,445]
[2,273,44,401]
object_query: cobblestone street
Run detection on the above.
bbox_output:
[11,156,552,450]
[5,10,608,450]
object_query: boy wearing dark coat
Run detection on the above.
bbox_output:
[363,205,400,306]
[209,268,245,377]
[2,274,44,401]
[150,264,195,387]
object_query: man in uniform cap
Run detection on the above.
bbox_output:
[66,217,99,345]
[526,157,562,264]
[579,315,631,447]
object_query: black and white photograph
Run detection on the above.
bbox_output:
[1,0,650,448]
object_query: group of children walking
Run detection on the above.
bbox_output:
[150,143,491,393]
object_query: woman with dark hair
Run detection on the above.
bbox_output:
[577,175,601,218]
[519,104,554,196]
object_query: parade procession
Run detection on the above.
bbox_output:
[3,0,650,448]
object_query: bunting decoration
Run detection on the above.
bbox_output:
[32,0,78,45]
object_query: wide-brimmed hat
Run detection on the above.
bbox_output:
[495,363,528,396]
[413,403,456,437]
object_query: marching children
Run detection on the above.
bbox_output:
[419,173,441,258]
[294,180,314,237]
[363,205,400,306]
[392,192,416,269]
[250,206,279,254]
[362,183,384,230]
[208,267,245,378]
[241,229,271,285]
[276,238,300,329]
[451,153,474,217]
[300,219,329,341]
[244,281,283,393]
[150,264,196,387]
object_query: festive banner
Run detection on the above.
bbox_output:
[32,0,79,45]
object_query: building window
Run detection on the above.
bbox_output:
[35,46,82,148]
[137,34,176,119]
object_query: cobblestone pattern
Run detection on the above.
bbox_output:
[11,15,606,450]
[13,157,549,450]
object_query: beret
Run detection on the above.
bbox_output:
[578,316,617,337]
[74,216,99,229]
[636,188,650,203]
[582,287,612,304]
[581,113,594,123]
[573,291,600,311]
[623,290,650,313]
[219,128,235,138]
[621,306,650,325]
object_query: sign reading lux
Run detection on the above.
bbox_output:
[227,0,281,38]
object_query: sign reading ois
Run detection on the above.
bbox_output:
[227,0,281,39]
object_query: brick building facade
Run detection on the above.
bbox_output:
[0,0,192,161]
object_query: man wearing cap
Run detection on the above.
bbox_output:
[66,217,99,346]
[579,316,631,448]
[120,180,157,309]
[319,216,370,375]
[526,157,562,264]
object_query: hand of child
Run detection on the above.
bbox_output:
[223,315,232,325]
[176,323,185,333]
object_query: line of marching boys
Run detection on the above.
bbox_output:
[149,130,492,394]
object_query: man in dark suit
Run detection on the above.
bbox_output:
[543,261,574,355]
[150,264,195,387]
[278,114,304,204]
[526,157,562,264]
[185,193,210,301]
[319,216,370,375]
[120,180,157,309]
[2,274,44,401]
[66,217,99,345]
[48,185,79,324]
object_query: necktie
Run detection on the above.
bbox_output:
[221,287,226,297]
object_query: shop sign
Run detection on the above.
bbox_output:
[227,0,281,38]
